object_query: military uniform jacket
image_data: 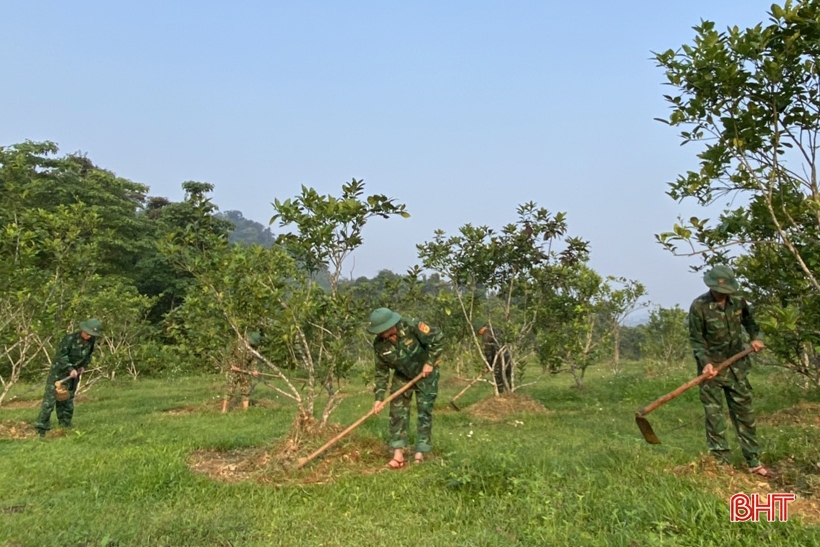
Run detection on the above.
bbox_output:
[52,332,95,377]
[688,291,760,373]
[373,318,444,401]
[227,341,258,373]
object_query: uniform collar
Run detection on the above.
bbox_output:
[705,291,737,307]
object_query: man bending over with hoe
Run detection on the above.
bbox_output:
[689,265,770,477]
[368,307,444,468]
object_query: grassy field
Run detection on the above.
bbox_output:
[1,361,819,547]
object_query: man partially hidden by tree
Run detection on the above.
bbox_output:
[688,266,770,476]
[473,319,512,393]
[368,307,443,468]
[222,332,261,413]
[35,319,102,437]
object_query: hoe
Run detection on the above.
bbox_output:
[448,370,492,411]
[295,371,426,470]
[635,347,754,444]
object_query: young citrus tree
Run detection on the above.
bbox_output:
[639,305,690,370]
[418,202,590,393]
[530,263,613,390]
[268,179,409,423]
[164,179,410,426]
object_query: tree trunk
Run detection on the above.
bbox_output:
[570,364,585,390]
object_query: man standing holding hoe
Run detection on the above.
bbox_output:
[35,319,102,437]
[368,307,444,468]
[688,265,771,477]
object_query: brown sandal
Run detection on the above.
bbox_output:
[386,458,405,469]
[414,453,424,464]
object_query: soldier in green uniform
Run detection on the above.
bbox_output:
[35,319,102,437]
[472,320,512,393]
[368,307,444,468]
[688,265,770,476]
[222,332,262,413]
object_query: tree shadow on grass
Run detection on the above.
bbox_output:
[161,398,286,416]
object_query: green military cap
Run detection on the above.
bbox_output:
[248,332,262,347]
[367,307,401,334]
[703,265,739,294]
[471,319,487,333]
[79,318,103,337]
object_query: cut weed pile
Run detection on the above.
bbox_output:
[671,454,820,525]
[466,392,550,421]
[187,411,388,486]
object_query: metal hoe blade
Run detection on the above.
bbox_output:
[635,414,660,445]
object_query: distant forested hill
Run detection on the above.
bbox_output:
[217,210,276,247]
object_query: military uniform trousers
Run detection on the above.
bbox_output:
[224,370,252,402]
[388,368,439,453]
[35,374,78,432]
[699,368,760,467]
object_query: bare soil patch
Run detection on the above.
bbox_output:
[0,399,40,411]
[670,454,820,525]
[187,412,391,486]
[465,393,551,422]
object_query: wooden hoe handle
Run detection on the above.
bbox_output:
[636,347,755,417]
[295,371,427,470]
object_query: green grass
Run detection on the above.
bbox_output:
[1,362,819,547]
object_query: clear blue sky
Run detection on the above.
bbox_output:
[0,1,776,309]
